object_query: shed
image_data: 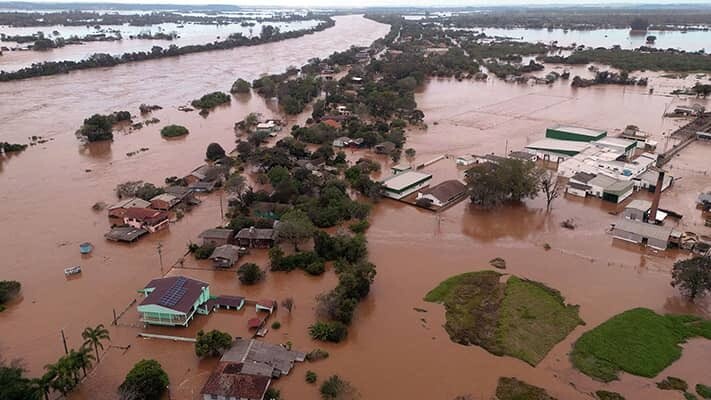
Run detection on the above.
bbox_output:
[374,141,396,154]
[612,219,673,250]
[623,199,652,221]
[256,299,276,313]
[210,245,240,268]
[566,182,591,198]
[602,180,634,203]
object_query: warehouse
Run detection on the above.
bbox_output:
[545,125,607,142]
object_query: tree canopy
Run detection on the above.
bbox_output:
[465,159,542,208]
[205,142,226,161]
[671,256,711,301]
[118,359,169,400]
[230,78,251,94]
[276,209,316,251]
[195,329,232,357]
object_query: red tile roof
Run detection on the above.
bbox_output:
[201,362,270,400]
[124,207,168,224]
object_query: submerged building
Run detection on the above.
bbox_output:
[381,171,433,200]
[137,276,211,327]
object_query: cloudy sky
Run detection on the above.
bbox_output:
[19,0,711,6]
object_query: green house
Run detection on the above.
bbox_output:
[546,125,607,142]
[137,276,211,327]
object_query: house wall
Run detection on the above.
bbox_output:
[151,199,171,211]
[648,237,669,250]
[546,128,606,142]
[384,179,431,200]
[566,186,588,198]
[612,229,642,244]
[623,208,646,221]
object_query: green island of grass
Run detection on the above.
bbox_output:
[495,377,557,400]
[571,308,711,382]
[425,270,583,366]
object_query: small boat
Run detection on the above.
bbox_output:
[79,242,93,254]
[64,266,82,276]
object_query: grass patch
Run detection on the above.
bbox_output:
[425,271,583,365]
[697,384,711,399]
[497,276,584,365]
[596,391,625,400]
[495,377,557,400]
[571,308,711,382]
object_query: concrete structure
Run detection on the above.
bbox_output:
[123,207,169,232]
[456,155,477,166]
[602,180,635,203]
[149,193,180,211]
[210,245,241,268]
[612,219,674,250]
[593,137,637,159]
[546,125,607,142]
[104,226,148,242]
[391,163,412,175]
[416,180,467,207]
[623,199,667,223]
[381,171,433,200]
[198,228,235,247]
[634,170,674,193]
[137,276,211,326]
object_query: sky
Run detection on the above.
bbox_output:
[11,0,711,7]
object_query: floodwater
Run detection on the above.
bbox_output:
[464,26,711,52]
[0,20,321,72]
[1,15,711,400]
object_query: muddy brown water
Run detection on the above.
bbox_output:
[1,16,711,399]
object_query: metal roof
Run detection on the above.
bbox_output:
[626,200,652,212]
[613,219,673,242]
[550,125,606,137]
[382,171,432,191]
[525,139,590,153]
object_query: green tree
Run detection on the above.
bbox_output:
[237,263,264,285]
[465,159,541,208]
[276,209,316,251]
[309,321,348,343]
[0,280,21,305]
[231,78,251,94]
[320,375,358,400]
[81,324,110,362]
[71,346,95,378]
[195,330,233,357]
[671,256,711,301]
[160,124,189,138]
[205,142,226,161]
[0,360,42,400]
[118,359,169,400]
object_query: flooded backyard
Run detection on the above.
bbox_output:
[1,14,711,400]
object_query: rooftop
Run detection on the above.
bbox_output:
[104,226,148,242]
[571,172,596,184]
[549,125,607,137]
[210,245,240,262]
[221,338,305,376]
[605,180,634,195]
[150,193,178,202]
[123,207,168,222]
[108,197,151,210]
[525,139,590,154]
[198,228,234,240]
[588,174,618,188]
[382,171,432,191]
[236,227,276,240]
[200,362,270,400]
[594,137,636,149]
[140,276,208,314]
[626,199,652,212]
[420,180,467,202]
[614,219,673,242]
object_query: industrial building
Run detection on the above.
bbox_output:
[381,171,433,200]
[545,125,607,142]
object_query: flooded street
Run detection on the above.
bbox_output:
[2,14,711,400]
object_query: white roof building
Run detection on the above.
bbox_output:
[381,171,432,200]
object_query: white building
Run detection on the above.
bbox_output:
[381,171,433,200]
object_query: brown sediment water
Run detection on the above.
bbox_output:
[1,17,711,399]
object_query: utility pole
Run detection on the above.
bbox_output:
[219,191,224,222]
[157,242,164,276]
[60,329,68,355]
[505,139,508,156]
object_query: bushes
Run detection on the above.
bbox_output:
[348,220,370,234]
[206,142,226,161]
[0,142,28,153]
[320,375,357,400]
[316,261,376,325]
[77,111,131,142]
[305,260,326,276]
[231,78,251,94]
[237,263,264,285]
[0,281,21,307]
[191,91,231,109]
[269,248,324,275]
[160,124,189,138]
[195,329,232,357]
[306,370,318,383]
[697,384,711,399]
[657,376,688,391]
[271,321,281,329]
[306,349,329,361]
[309,321,348,342]
[190,244,215,260]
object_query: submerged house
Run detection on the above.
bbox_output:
[149,193,180,211]
[210,245,240,268]
[123,207,169,233]
[201,338,305,400]
[416,180,467,208]
[107,197,151,219]
[611,219,675,251]
[381,171,433,200]
[198,228,235,247]
[137,276,211,326]
[235,227,277,248]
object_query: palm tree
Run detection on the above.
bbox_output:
[31,372,54,400]
[45,356,77,396]
[71,346,95,378]
[81,324,110,362]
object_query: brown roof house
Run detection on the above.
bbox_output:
[123,207,169,233]
[210,245,241,268]
[374,141,396,155]
[150,193,180,211]
[137,276,211,326]
[198,228,235,247]
[108,197,151,219]
[235,226,277,248]
[201,338,305,400]
[416,180,467,208]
